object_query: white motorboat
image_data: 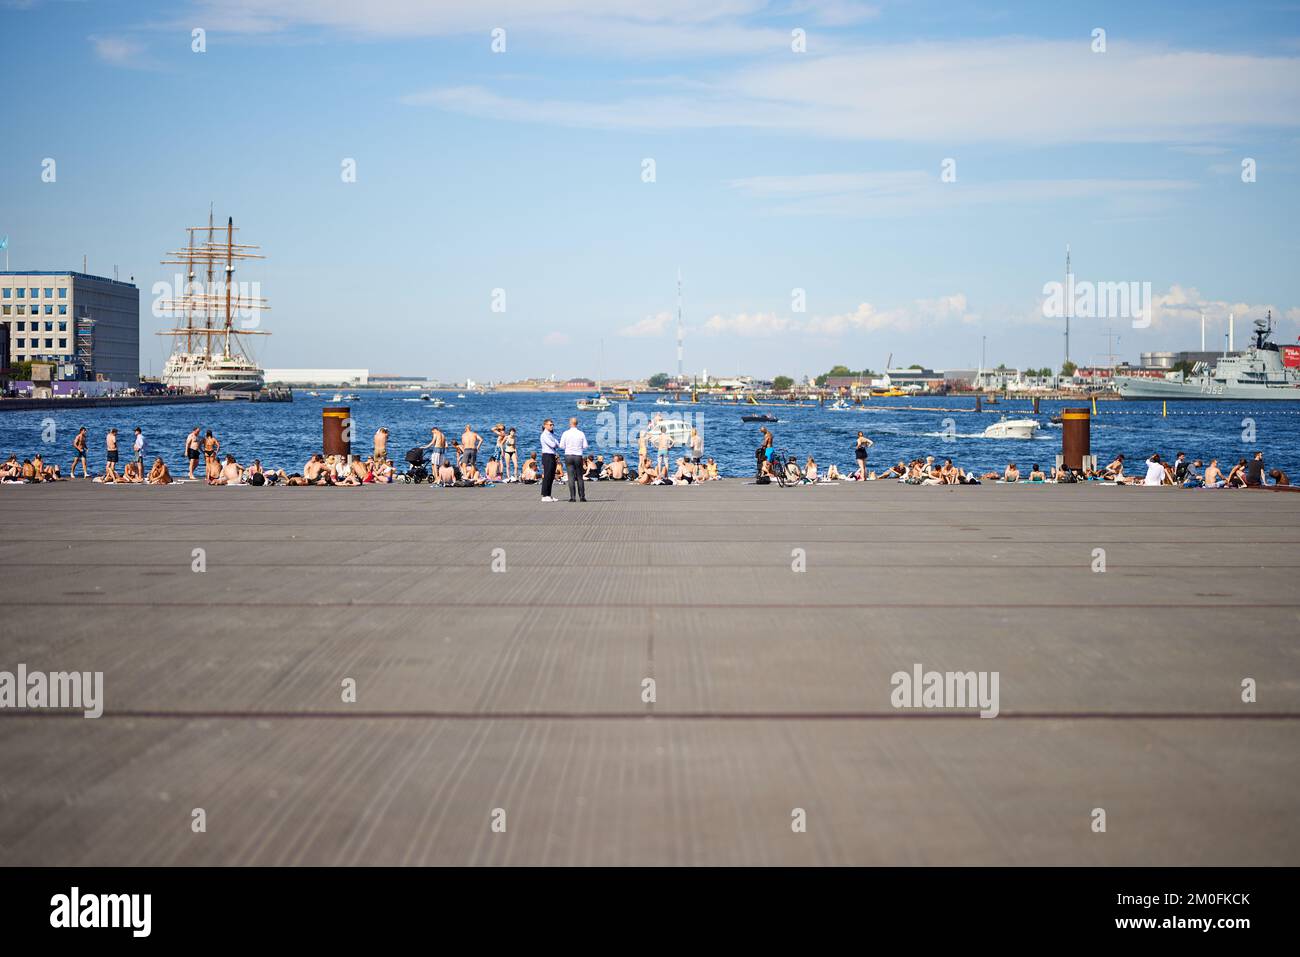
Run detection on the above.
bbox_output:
[577,394,611,411]
[641,414,695,447]
[829,399,851,411]
[982,416,1040,439]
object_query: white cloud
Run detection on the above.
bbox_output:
[727,170,1196,217]
[619,311,674,337]
[405,39,1300,144]
[89,34,150,69]
[694,294,978,339]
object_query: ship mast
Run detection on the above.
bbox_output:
[157,211,271,359]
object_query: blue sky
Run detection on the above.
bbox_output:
[2,0,1299,381]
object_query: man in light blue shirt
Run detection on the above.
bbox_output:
[559,416,588,502]
[539,419,560,501]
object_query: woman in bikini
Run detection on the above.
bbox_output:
[203,430,221,481]
[503,427,518,481]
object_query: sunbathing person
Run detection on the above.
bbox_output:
[604,455,628,480]
[1103,455,1126,481]
[437,461,457,486]
[303,455,331,485]
[146,457,173,485]
[1002,462,1020,483]
[805,457,818,482]
[1269,468,1290,487]
[118,460,144,483]
[1028,463,1046,482]
[521,455,539,483]
[484,458,502,482]
[208,454,243,486]
[824,462,839,481]
[635,462,658,485]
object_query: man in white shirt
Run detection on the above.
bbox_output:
[132,427,145,465]
[539,419,560,501]
[559,416,588,503]
[1143,453,1166,486]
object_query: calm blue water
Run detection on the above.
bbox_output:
[3,392,1299,478]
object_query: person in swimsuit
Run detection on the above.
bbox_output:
[146,457,173,485]
[461,425,482,469]
[503,427,518,481]
[70,427,89,478]
[184,427,202,479]
[854,432,874,481]
[373,427,389,463]
[202,430,221,481]
[103,428,119,481]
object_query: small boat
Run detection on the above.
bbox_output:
[329,393,344,402]
[457,393,466,399]
[742,413,777,423]
[343,393,360,401]
[577,394,611,411]
[430,396,446,408]
[982,416,1040,439]
[655,397,672,406]
[642,414,694,446]
[306,390,319,397]
[829,399,851,411]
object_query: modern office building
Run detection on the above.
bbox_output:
[1,271,140,383]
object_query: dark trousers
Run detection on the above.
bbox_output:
[541,453,557,498]
[565,455,586,501]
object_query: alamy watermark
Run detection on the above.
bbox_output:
[1043,276,1152,329]
[1,664,103,718]
[890,663,999,718]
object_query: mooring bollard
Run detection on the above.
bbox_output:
[1061,407,1090,470]
[975,394,982,412]
[323,406,351,459]
[1033,396,1040,414]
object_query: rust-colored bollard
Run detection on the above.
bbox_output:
[1061,407,1090,470]
[1032,396,1040,414]
[323,406,351,459]
[975,394,982,412]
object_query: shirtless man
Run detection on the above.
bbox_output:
[484,458,502,482]
[437,460,457,486]
[304,454,331,485]
[373,427,389,462]
[209,454,243,485]
[460,425,482,469]
[605,455,628,480]
[1203,458,1225,488]
[70,427,90,478]
[521,454,539,483]
[104,428,120,481]
[184,426,202,479]
[1002,462,1020,483]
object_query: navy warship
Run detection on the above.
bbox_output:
[1116,311,1300,400]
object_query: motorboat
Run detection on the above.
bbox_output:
[981,416,1040,439]
[742,413,778,423]
[655,397,672,406]
[577,394,611,411]
[829,399,851,411]
[641,414,695,447]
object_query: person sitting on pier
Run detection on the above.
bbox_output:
[244,460,267,486]
[1028,464,1047,483]
[1002,462,1020,483]
[484,457,502,482]
[437,460,457,486]
[1173,452,1189,484]
[1246,451,1266,488]
[1269,468,1290,487]
[209,454,244,486]
[823,462,839,481]
[1225,458,1249,488]
[1181,459,1204,488]
[521,454,539,483]
[1203,458,1225,488]
[1103,455,1126,482]
[146,457,173,485]
[805,456,818,482]
[938,459,960,484]
[604,455,628,480]
[118,460,144,483]
[885,460,907,480]
[635,459,659,485]
[303,454,331,485]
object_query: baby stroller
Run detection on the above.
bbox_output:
[402,447,430,484]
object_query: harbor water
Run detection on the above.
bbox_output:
[2,393,1298,479]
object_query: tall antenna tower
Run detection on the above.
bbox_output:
[1064,244,1072,367]
[676,267,684,381]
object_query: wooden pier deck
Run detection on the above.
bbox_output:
[1,480,1296,865]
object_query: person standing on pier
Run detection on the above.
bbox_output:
[855,431,874,481]
[539,418,560,502]
[133,427,145,466]
[104,428,119,481]
[461,425,483,469]
[184,426,202,480]
[70,427,89,479]
[559,416,588,503]
[373,427,388,463]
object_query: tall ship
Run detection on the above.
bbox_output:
[1116,312,1300,400]
[156,211,270,393]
